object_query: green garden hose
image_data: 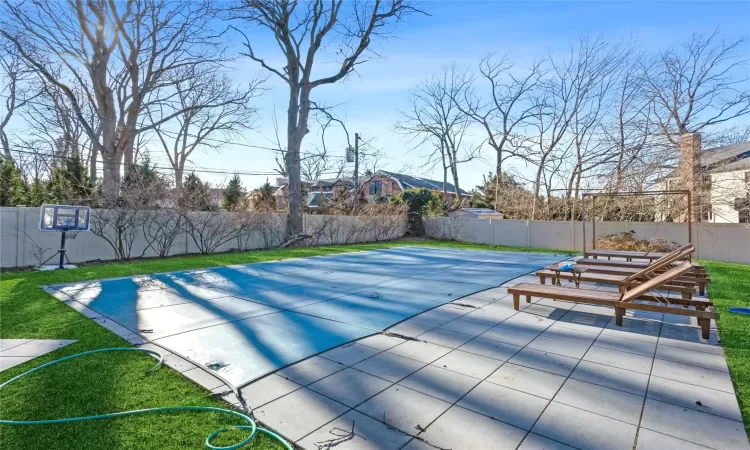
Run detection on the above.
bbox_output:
[0,347,292,450]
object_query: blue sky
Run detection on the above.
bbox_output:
[161,1,750,190]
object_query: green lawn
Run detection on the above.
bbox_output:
[0,239,570,450]
[702,259,750,435]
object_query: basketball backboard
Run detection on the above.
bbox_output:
[39,204,91,232]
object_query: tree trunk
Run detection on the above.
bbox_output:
[442,165,448,200]
[89,147,98,181]
[450,163,460,206]
[174,165,184,190]
[0,131,13,163]
[286,81,309,237]
[102,156,120,201]
[286,137,303,235]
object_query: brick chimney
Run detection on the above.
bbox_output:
[678,132,702,222]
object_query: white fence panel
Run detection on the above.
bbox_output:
[423,216,750,264]
[0,207,403,268]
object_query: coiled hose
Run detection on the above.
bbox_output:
[0,348,292,450]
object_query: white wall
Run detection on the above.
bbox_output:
[424,217,750,264]
[0,207,405,268]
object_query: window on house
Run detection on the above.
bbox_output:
[369,180,382,195]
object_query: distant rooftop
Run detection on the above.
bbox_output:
[701,141,750,174]
[375,170,471,196]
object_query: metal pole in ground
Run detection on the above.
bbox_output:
[58,230,67,269]
[353,133,360,215]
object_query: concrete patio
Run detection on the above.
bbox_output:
[227,274,747,450]
[0,339,77,372]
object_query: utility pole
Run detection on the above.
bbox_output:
[353,133,360,214]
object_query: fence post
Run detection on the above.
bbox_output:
[570,220,575,252]
[526,220,531,247]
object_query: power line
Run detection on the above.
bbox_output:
[7,146,346,178]
[0,93,351,160]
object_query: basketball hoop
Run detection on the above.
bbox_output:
[38,204,91,270]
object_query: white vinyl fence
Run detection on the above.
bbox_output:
[425,217,750,264]
[0,207,406,268]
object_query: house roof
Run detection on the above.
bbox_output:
[701,141,750,174]
[310,177,353,188]
[306,192,333,208]
[454,208,503,216]
[375,170,471,196]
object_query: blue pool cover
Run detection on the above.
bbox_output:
[48,246,565,387]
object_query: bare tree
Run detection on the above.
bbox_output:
[1,0,236,199]
[523,36,618,219]
[703,124,750,149]
[454,55,543,210]
[149,70,263,188]
[0,40,40,163]
[644,30,750,145]
[229,0,422,237]
[600,52,656,191]
[398,64,481,205]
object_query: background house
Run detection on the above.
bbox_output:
[358,170,471,202]
[658,134,750,223]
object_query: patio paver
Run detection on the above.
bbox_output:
[355,384,451,435]
[554,378,644,425]
[507,347,579,376]
[421,405,527,450]
[582,345,653,374]
[569,360,649,396]
[457,380,548,430]
[296,410,412,450]
[387,340,452,364]
[399,365,479,403]
[486,362,566,399]
[646,375,743,421]
[635,429,711,450]
[308,368,391,407]
[518,433,577,450]
[254,387,349,442]
[320,342,381,366]
[276,355,345,386]
[353,351,425,382]
[651,358,734,393]
[431,349,503,379]
[640,398,750,449]
[531,402,638,450]
[238,374,301,409]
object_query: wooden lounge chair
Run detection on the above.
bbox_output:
[585,249,650,261]
[584,249,691,262]
[576,245,710,295]
[578,257,705,272]
[510,261,717,339]
[535,270,697,299]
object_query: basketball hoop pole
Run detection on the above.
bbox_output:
[39,229,72,269]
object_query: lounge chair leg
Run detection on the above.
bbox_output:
[699,284,705,296]
[526,295,532,304]
[698,318,710,340]
[540,276,546,285]
[615,307,625,326]
[513,294,520,311]
[681,292,690,300]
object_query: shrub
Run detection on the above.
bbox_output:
[595,230,679,252]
